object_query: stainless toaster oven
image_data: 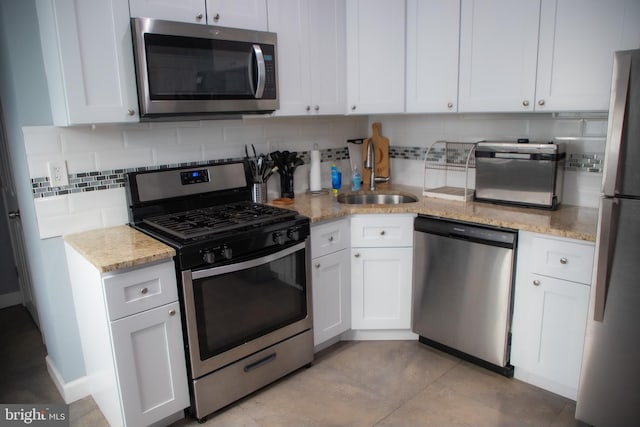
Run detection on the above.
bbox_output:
[474,141,565,209]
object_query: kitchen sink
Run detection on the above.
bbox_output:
[337,192,419,205]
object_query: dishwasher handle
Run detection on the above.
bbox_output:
[415,215,516,249]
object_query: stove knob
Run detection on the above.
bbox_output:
[202,250,216,264]
[287,228,301,241]
[273,231,285,245]
[221,246,233,260]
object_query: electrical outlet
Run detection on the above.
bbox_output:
[48,160,69,187]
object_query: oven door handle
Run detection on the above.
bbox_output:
[191,241,306,280]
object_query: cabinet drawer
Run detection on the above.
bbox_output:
[103,260,178,320]
[350,214,415,247]
[528,234,595,285]
[311,218,349,258]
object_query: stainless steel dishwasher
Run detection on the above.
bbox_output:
[412,215,517,376]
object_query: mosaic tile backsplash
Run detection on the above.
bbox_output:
[31,145,604,199]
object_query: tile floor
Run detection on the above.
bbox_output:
[2,305,582,427]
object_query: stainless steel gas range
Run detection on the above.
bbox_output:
[126,160,313,423]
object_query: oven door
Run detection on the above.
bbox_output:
[182,240,311,378]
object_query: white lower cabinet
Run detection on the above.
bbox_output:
[350,214,415,330]
[65,246,189,427]
[511,231,595,400]
[311,218,350,347]
[311,249,351,346]
[351,246,413,329]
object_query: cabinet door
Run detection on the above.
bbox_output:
[308,0,346,115]
[511,273,590,399]
[406,0,460,113]
[346,0,405,114]
[128,0,207,23]
[36,0,139,125]
[205,0,268,30]
[351,247,413,330]
[458,0,540,112]
[267,0,311,115]
[536,0,640,112]
[312,249,351,346]
[111,302,189,426]
[269,0,346,116]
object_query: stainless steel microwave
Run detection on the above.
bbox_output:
[131,17,279,119]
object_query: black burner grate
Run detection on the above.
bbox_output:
[142,202,297,241]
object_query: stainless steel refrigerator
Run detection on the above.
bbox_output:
[576,49,640,425]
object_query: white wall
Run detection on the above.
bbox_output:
[0,0,86,388]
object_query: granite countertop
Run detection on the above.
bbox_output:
[64,225,175,273]
[63,185,597,274]
[269,184,599,242]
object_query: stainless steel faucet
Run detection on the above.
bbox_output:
[364,139,389,191]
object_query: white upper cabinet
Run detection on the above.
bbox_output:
[406,0,460,113]
[128,0,207,23]
[205,0,268,30]
[36,0,139,125]
[268,0,346,116]
[129,0,268,29]
[458,0,541,112]
[535,0,640,112]
[346,0,405,114]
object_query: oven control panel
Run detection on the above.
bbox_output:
[180,169,209,185]
[194,222,310,267]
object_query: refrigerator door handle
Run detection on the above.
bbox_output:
[602,51,631,196]
[593,198,619,321]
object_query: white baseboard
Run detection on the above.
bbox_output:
[0,291,22,309]
[45,356,90,404]
[513,367,577,401]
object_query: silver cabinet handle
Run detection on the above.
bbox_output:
[305,105,311,111]
[196,13,203,20]
[351,105,357,111]
[380,230,386,236]
[140,287,148,294]
[213,13,220,22]
[538,99,545,106]
[169,309,176,316]
[8,210,20,219]
[447,102,453,108]
[560,257,568,265]
[314,263,321,269]
[127,109,135,116]
[314,105,319,111]
[533,279,541,286]
[328,236,334,242]
[354,253,360,258]
[522,100,530,107]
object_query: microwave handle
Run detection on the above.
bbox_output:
[252,44,266,99]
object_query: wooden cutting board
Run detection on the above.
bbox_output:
[362,122,390,186]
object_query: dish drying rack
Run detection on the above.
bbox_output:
[422,141,477,201]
